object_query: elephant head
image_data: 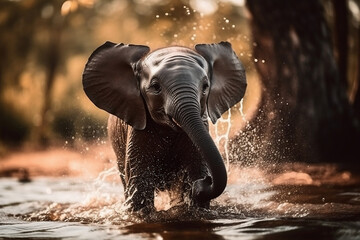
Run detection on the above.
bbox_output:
[82,41,246,203]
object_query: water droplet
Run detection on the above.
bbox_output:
[254,58,258,62]
[261,59,266,63]
[225,19,229,23]
[239,99,247,122]
[232,24,236,28]
[174,34,178,38]
[156,15,159,18]
[214,106,232,171]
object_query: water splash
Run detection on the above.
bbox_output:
[8,101,360,226]
[213,98,251,170]
[10,161,359,226]
[238,98,247,123]
[213,109,232,171]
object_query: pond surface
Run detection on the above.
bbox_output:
[0,165,360,240]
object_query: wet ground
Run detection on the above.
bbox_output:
[0,162,359,240]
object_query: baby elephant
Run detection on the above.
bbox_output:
[82,41,246,213]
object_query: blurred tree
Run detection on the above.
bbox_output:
[0,0,249,148]
[0,0,102,147]
[5,0,358,167]
[355,24,360,124]
[0,1,42,146]
[333,0,349,88]
[36,1,64,146]
[231,0,360,166]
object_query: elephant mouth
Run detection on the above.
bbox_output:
[167,117,181,131]
[171,117,181,128]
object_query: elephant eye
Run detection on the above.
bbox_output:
[149,79,162,94]
[202,82,209,94]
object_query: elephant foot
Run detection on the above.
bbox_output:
[133,205,156,218]
[123,190,155,215]
[123,196,156,216]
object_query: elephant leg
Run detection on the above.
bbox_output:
[124,159,155,213]
[108,115,128,190]
[125,173,155,213]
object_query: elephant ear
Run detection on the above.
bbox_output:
[82,41,150,130]
[195,41,247,124]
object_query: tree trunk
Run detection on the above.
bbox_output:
[354,24,360,127]
[333,0,349,88]
[37,22,62,146]
[231,0,360,167]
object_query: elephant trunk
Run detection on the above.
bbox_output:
[172,100,227,203]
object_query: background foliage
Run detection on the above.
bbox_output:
[0,0,359,165]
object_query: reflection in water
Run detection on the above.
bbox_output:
[0,162,359,239]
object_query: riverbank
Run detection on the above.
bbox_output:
[0,144,116,180]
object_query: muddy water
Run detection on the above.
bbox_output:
[0,164,359,240]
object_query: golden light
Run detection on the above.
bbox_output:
[189,0,218,15]
[348,0,360,23]
[78,0,95,7]
[61,0,78,16]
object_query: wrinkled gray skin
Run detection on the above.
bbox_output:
[82,41,246,213]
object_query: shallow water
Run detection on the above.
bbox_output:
[0,165,360,240]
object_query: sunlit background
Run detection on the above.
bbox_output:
[0,0,359,166]
[0,0,254,150]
